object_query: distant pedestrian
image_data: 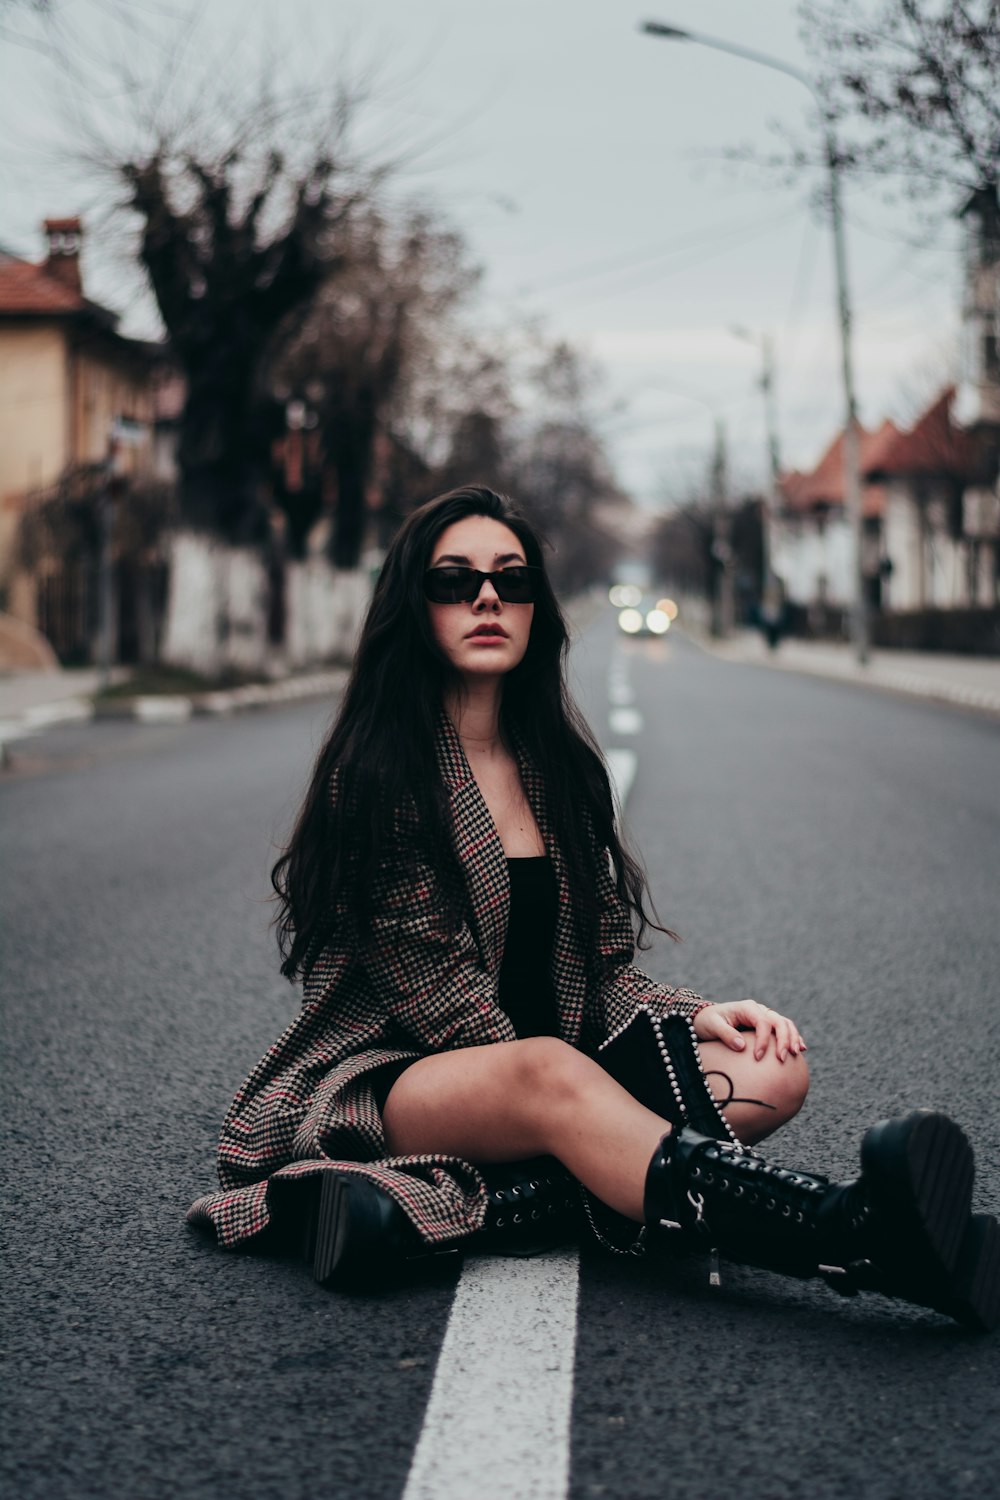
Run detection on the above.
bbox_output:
[757,575,786,651]
[189,485,997,1331]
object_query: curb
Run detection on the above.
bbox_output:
[687,632,1000,718]
[0,668,349,760]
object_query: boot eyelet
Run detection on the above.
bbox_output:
[496,1216,505,1227]
[513,1213,522,1224]
[718,1179,729,1192]
[795,1211,804,1223]
[704,1173,715,1186]
[733,1185,744,1198]
[765,1198,776,1211]
[691,1166,701,1179]
[781,1204,791,1217]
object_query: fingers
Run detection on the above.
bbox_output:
[694,1000,807,1061]
[693,1008,746,1050]
[735,1000,807,1063]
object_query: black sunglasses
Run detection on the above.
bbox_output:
[424,565,541,604]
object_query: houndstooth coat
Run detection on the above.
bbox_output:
[187,716,706,1249]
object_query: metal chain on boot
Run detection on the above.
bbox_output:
[585,1008,753,1257]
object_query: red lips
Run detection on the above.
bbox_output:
[468,623,508,638]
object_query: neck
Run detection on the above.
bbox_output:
[445,678,505,755]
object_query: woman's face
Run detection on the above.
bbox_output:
[426,515,535,683]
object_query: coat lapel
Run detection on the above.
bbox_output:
[515,740,588,1047]
[435,716,509,975]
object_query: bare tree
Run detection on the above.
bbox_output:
[509,343,631,592]
[122,140,357,543]
[799,0,999,199]
[271,203,480,565]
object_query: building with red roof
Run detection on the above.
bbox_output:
[771,388,997,629]
[771,420,901,626]
[866,388,997,612]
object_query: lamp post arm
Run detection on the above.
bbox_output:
[641,22,821,102]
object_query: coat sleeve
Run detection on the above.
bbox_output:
[363,846,517,1052]
[589,846,710,1038]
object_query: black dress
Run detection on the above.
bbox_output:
[371,855,560,1113]
[497,856,560,1038]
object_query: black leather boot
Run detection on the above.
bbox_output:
[308,1171,432,1288]
[598,1009,736,1142]
[307,1158,580,1288]
[644,1110,999,1331]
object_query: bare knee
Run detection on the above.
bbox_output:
[516,1035,595,1119]
[701,1039,810,1146]
[756,1049,810,1126]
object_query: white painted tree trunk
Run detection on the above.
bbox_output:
[161,531,370,677]
[161,532,268,677]
[285,558,370,667]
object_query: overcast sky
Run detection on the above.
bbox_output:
[0,0,962,507]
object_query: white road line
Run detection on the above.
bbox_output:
[609,706,643,736]
[605,747,638,812]
[402,1252,581,1500]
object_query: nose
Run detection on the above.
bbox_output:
[473,576,502,610]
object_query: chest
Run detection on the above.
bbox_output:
[469,755,546,857]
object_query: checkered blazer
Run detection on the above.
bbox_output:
[187,716,706,1248]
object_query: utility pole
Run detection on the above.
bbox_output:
[642,19,870,663]
[710,416,734,637]
[732,325,782,603]
[825,125,868,662]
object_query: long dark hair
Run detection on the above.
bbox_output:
[272,485,667,981]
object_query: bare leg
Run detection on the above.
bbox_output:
[383,1036,809,1221]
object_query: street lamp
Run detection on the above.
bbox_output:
[641,20,869,663]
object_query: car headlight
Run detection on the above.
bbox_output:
[618,608,643,634]
[645,610,669,634]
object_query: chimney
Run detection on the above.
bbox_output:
[43,216,84,295]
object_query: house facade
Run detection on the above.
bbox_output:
[770,421,899,631]
[0,218,174,660]
[872,389,996,612]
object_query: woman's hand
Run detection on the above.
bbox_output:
[692,999,807,1063]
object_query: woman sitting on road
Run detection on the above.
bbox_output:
[189,485,998,1331]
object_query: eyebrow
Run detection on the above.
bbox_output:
[432,551,526,566]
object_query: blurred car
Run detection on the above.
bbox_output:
[616,595,677,637]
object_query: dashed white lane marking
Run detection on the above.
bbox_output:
[608,705,643,736]
[607,651,632,707]
[605,747,638,812]
[402,1252,580,1500]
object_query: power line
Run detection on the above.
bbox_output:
[516,206,799,297]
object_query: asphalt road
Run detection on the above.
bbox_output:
[3,614,999,1500]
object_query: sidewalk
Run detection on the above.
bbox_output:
[0,664,348,760]
[695,630,1000,716]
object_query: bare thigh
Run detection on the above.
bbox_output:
[382,1038,571,1162]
